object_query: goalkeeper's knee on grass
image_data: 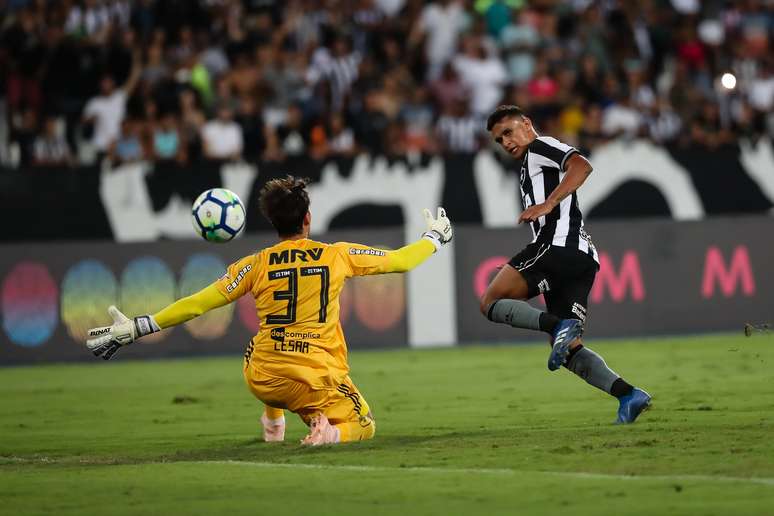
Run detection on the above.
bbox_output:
[336,413,376,442]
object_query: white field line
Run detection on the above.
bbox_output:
[6,456,773,487]
[194,460,774,487]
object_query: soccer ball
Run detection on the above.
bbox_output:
[191,188,246,243]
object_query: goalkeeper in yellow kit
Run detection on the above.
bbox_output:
[85,176,453,445]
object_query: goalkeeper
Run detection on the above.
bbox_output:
[86,176,453,446]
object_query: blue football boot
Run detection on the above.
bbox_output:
[616,388,652,424]
[548,319,584,371]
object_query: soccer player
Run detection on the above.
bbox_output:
[86,176,453,445]
[482,105,651,424]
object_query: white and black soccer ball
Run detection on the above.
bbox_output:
[191,188,246,243]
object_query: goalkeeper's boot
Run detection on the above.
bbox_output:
[301,414,340,446]
[616,388,652,424]
[548,319,584,371]
[261,413,286,442]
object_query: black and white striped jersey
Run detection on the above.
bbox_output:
[436,115,481,152]
[307,49,361,111]
[519,136,599,262]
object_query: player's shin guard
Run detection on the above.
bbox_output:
[335,414,376,442]
[565,346,621,395]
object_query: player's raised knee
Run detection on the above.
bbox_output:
[479,295,497,318]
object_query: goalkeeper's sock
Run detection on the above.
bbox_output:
[565,345,633,398]
[487,299,560,334]
[261,407,285,442]
[264,405,284,420]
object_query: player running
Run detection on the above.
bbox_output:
[482,105,651,424]
[85,176,453,445]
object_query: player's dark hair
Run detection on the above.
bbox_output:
[259,175,311,237]
[486,105,525,131]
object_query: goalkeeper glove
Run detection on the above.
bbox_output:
[86,306,160,360]
[422,206,453,251]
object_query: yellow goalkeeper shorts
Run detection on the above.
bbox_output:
[244,366,372,428]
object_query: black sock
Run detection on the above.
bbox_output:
[610,378,634,399]
[538,312,560,334]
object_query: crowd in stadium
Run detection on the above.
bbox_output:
[1,0,773,169]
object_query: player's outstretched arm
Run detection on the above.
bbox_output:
[85,284,230,360]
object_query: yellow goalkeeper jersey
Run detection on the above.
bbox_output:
[214,237,434,389]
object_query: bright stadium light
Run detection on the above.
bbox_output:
[720,72,737,90]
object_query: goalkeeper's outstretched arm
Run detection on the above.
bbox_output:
[340,207,453,276]
[153,284,229,327]
[85,283,229,360]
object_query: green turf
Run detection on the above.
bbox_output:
[1,334,773,515]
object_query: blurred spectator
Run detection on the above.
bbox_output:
[409,0,468,80]
[578,104,608,154]
[198,32,230,80]
[748,59,774,114]
[109,118,145,165]
[453,34,507,116]
[602,95,644,139]
[690,101,734,148]
[525,55,559,107]
[140,43,169,88]
[236,94,267,161]
[152,112,184,163]
[81,53,140,158]
[625,60,656,112]
[558,100,585,140]
[307,34,362,112]
[262,48,308,127]
[10,108,38,167]
[355,90,390,155]
[399,86,436,153]
[436,99,482,153]
[483,0,513,39]
[327,112,357,157]
[429,64,470,115]
[65,0,112,39]
[501,22,539,85]
[266,104,309,160]
[212,76,240,114]
[179,88,206,160]
[201,105,243,161]
[4,8,44,117]
[646,99,683,144]
[228,52,261,100]
[32,116,73,167]
[308,119,329,160]
[574,55,605,106]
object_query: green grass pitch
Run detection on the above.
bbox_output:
[1,334,773,515]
